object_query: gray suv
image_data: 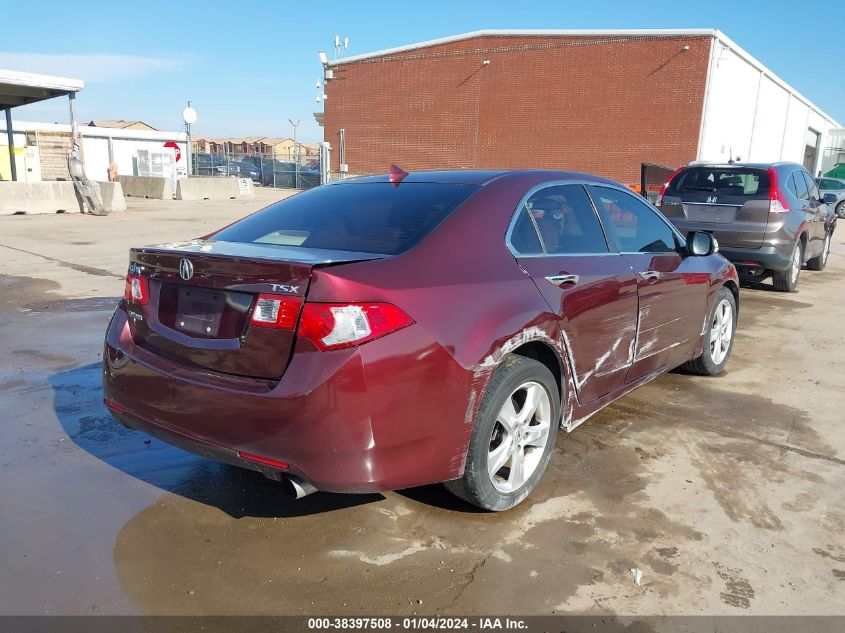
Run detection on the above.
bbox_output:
[658,162,837,292]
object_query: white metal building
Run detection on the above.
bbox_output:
[697,31,842,174]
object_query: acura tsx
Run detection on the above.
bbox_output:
[103,168,739,511]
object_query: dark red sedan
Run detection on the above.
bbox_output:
[103,170,739,511]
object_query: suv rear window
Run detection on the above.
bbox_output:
[212,182,480,255]
[666,168,771,199]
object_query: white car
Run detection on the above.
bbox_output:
[817,177,845,218]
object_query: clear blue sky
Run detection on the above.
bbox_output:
[2,0,843,143]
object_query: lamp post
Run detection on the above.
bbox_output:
[289,118,300,188]
[182,101,197,176]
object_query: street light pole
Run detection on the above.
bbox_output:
[289,118,300,189]
[182,101,198,177]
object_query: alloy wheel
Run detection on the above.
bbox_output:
[822,233,831,265]
[790,245,801,284]
[709,299,733,365]
[487,381,552,493]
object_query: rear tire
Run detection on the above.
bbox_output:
[445,355,560,511]
[806,230,832,271]
[680,287,737,376]
[772,240,803,292]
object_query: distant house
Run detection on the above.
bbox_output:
[88,119,158,131]
[192,135,320,161]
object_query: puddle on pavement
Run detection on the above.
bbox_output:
[40,356,832,615]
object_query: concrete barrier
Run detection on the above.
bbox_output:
[96,181,127,213]
[118,175,171,199]
[176,176,254,201]
[0,181,84,215]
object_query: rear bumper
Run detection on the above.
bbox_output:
[717,245,792,273]
[102,305,472,493]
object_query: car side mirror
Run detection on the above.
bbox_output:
[822,193,837,205]
[688,231,718,256]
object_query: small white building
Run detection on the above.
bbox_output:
[1,119,188,190]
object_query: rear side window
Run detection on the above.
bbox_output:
[509,185,609,255]
[213,183,480,255]
[667,168,771,199]
[588,186,677,253]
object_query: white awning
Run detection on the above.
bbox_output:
[0,69,84,109]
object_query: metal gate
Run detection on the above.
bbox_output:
[640,162,676,204]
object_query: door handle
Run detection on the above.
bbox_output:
[639,270,661,282]
[545,274,579,287]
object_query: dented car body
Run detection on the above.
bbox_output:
[103,170,739,510]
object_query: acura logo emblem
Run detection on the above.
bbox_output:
[179,258,194,281]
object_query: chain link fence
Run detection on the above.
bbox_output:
[192,151,321,189]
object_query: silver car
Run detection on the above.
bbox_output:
[817,177,845,218]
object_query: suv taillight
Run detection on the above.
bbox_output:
[124,274,149,305]
[655,166,683,207]
[250,294,303,329]
[297,303,414,351]
[768,167,790,214]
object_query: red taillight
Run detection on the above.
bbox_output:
[655,166,684,207]
[250,294,303,329]
[237,451,289,469]
[768,167,790,214]
[123,274,149,305]
[297,302,414,351]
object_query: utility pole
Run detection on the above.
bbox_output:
[289,118,300,189]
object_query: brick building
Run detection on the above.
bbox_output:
[322,29,841,184]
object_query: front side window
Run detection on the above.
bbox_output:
[213,182,480,255]
[588,186,677,254]
[801,172,820,200]
[509,185,609,256]
[790,171,810,200]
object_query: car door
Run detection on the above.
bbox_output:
[801,171,827,258]
[586,185,709,383]
[508,183,638,404]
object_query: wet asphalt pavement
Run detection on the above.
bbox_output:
[1,193,844,617]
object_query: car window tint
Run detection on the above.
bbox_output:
[802,172,819,200]
[791,172,809,200]
[513,185,608,255]
[213,182,479,255]
[510,208,544,255]
[667,167,770,199]
[588,186,677,253]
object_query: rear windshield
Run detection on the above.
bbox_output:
[667,168,771,199]
[212,182,480,255]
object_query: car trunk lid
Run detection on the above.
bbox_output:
[125,240,385,379]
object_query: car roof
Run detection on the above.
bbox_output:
[329,169,619,187]
[682,161,803,170]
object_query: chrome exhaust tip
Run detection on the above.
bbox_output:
[284,474,318,499]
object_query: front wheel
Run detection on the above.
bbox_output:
[835,201,845,219]
[445,355,560,511]
[681,287,737,376]
[772,240,803,292]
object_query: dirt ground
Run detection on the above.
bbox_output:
[0,188,843,618]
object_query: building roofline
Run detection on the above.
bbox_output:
[0,119,186,142]
[328,29,718,65]
[329,28,840,128]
